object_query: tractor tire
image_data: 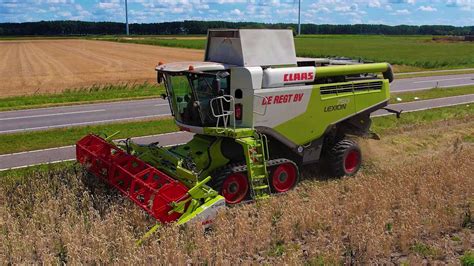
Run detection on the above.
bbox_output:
[327,139,362,177]
[208,164,249,205]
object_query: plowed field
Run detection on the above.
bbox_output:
[0,39,203,97]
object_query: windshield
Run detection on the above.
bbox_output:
[163,72,229,127]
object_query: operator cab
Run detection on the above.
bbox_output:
[157,61,233,128]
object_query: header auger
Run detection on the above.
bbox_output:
[76,29,392,228]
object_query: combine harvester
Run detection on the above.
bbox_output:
[76,29,394,227]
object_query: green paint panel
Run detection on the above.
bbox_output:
[170,135,216,171]
[275,79,390,145]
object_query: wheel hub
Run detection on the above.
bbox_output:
[344,150,360,173]
[278,172,288,183]
[228,182,238,194]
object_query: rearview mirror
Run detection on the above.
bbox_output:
[217,71,230,79]
[213,78,221,94]
[157,72,164,84]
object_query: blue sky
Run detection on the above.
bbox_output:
[0,0,472,26]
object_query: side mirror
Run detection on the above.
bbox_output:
[157,72,164,84]
[161,93,167,100]
[217,71,230,79]
[213,78,221,94]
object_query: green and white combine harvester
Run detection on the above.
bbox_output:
[76,29,394,228]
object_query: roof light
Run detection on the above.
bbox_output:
[188,65,195,71]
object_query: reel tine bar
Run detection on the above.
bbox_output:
[76,134,189,223]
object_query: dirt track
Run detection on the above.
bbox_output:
[0,39,203,97]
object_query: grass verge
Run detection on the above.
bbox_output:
[371,103,474,133]
[0,103,472,156]
[0,82,163,111]
[395,69,474,79]
[0,117,178,155]
[389,85,474,104]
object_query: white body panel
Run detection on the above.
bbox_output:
[231,67,263,128]
[253,85,313,128]
[188,198,226,227]
[205,29,297,67]
[262,66,316,88]
[156,61,233,72]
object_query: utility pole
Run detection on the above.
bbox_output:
[297,0,301,35]
[125,0,129,35]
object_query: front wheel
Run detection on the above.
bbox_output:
[269,160,299,193]
[209,168,250,205]
[220,173,249,204]
[327,139,362,177]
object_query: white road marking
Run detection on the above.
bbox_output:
[0,159,76,171]
[0,114,171,134]
[373,100,474,117]
[0,98,163,114]
[413,77,472,84]
[0,142,188,171]
[390,94,474,105]
[0,131,188,158]
[394,83,474,92]
[0,145,75,158]
[394,69,474,75]
[0,109,106,121]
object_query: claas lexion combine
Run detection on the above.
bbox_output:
[76,29,394,229]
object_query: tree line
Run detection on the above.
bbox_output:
[0,20,472,36]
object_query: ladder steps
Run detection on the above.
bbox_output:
[239,134,271,201]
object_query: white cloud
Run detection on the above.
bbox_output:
[368,0,381,8]
[44,0,74,3]
[58,11,71,17]
[447,0,474,11]
[418,5,437,12]
[230,8,243,16]
[0,0,472,26]
[391,9,410,15]
[98,0,121,10]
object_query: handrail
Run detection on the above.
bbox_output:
[210,95,235,132]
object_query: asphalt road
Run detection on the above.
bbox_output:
[1,95,473,171]
[0,99,170,134]
[390,73,474,92]
[1,74,473,134]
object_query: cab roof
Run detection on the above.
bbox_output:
[156,61,234,73]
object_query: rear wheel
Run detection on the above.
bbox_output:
[328,139,362,177]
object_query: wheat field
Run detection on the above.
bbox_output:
[1,118,473,264]
[0,40,202,97]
